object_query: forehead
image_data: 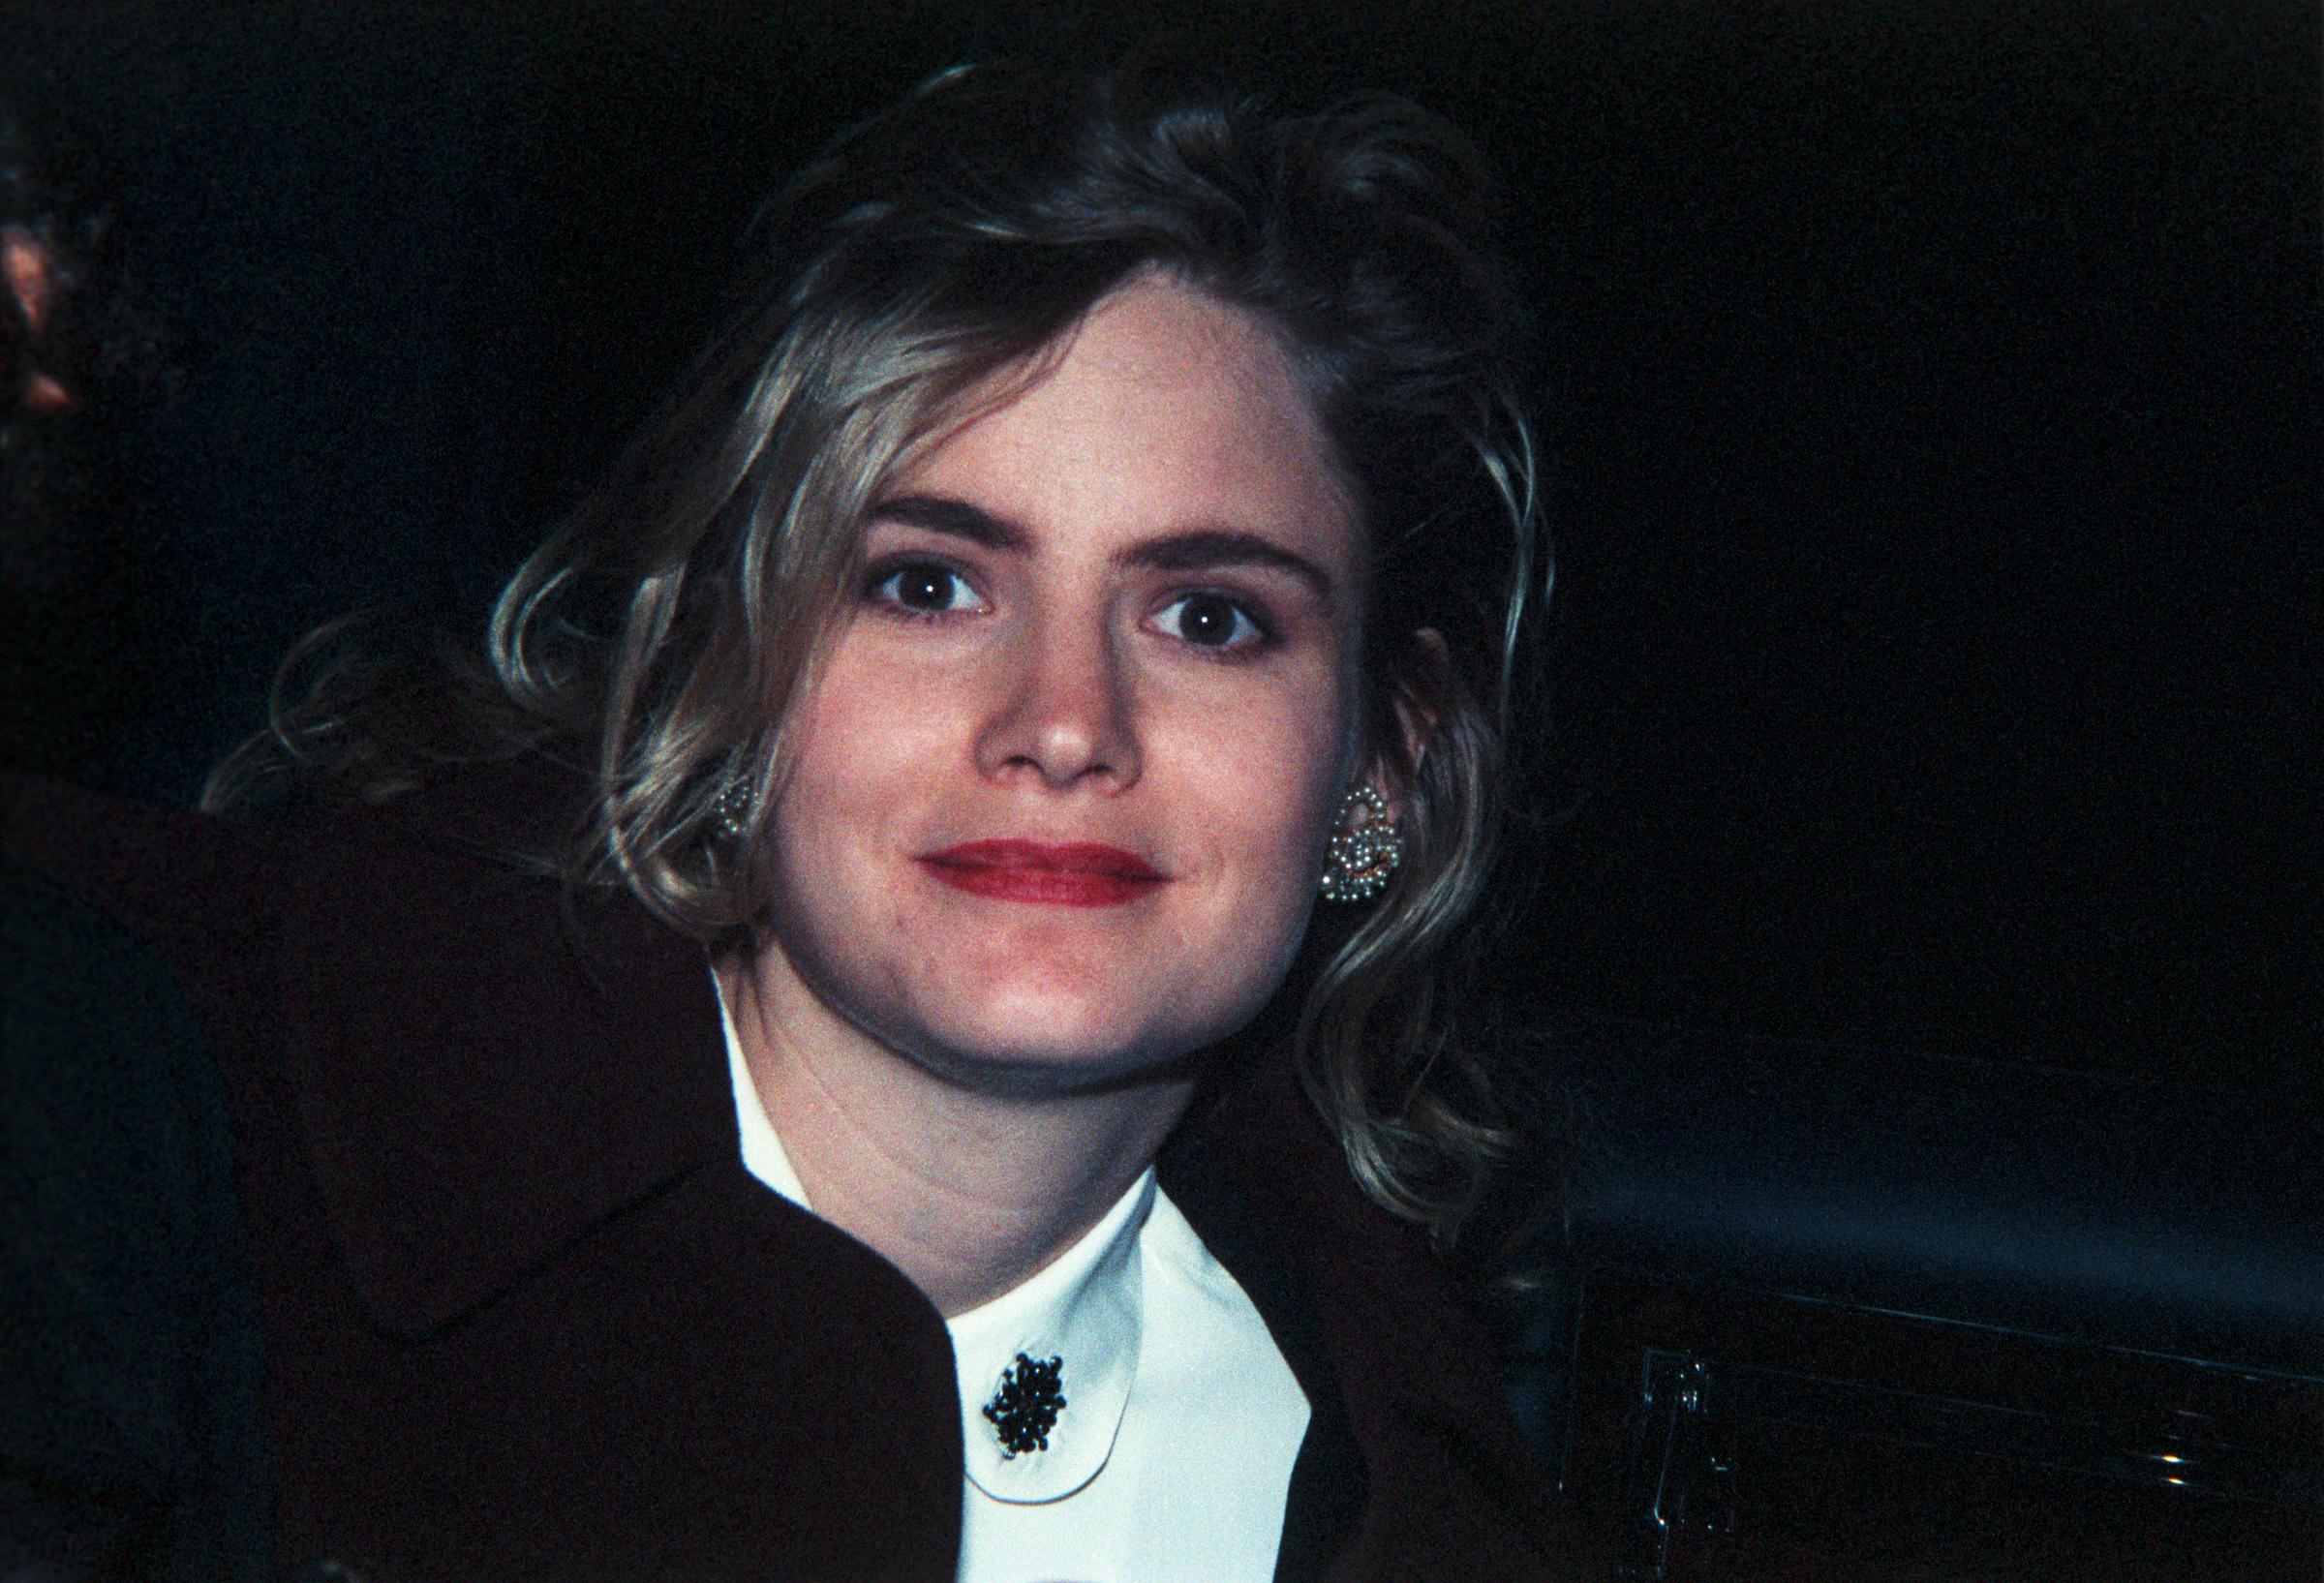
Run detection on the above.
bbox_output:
[884,274,1360,564]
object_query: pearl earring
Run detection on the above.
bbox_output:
[712,776,754,842]
[1318,783,1402,902]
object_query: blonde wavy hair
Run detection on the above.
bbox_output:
[209,60,1550,1262]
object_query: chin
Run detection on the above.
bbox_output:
[900,985,1248,1095]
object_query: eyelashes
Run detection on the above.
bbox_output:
[867,559,984,618]
[1150,591,1270,651]
[861,557,1277,657]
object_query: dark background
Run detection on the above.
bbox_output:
[6,2,2318,1091]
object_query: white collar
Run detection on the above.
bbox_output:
[716,972,1155,1504]
[946,1165,1152,1504]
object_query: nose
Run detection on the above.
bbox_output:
[972,603,1142,792]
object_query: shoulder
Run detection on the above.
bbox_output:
[1195,1058,1457,1329]
[3,761,730,1332]
[0,753,596,993]
[1,773,289,954]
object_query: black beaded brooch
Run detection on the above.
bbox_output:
[982,1352,1067,1458]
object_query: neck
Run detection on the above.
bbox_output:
[715,951,1199,1318]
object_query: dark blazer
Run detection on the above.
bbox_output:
[2,766,1590,1582]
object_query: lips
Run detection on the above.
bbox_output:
[917,839,1168,907]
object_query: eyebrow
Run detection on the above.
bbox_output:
[871,494,1029,552]
[870,494,1340,606]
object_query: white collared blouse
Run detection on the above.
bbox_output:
[718,981,1311,1583]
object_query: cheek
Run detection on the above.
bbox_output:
[769,652,937,877]
[1163,683,1350,906]
[1183,738,1344,1033]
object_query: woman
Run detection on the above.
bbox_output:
[4,58,1580,1582]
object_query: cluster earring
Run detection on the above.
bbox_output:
[1318,782,1402,903]
[712,776,755,843]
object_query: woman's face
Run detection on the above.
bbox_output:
[755,273,1367,1092]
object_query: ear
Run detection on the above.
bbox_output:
[1363,627,1453,826]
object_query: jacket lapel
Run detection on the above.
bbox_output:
[1161,1120,1369,1583]
[275,771,732,1337]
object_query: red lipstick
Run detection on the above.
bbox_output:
[918,840,1167,907]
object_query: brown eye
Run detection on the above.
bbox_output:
[1154,592,1266,650]
[872,561,977,615]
